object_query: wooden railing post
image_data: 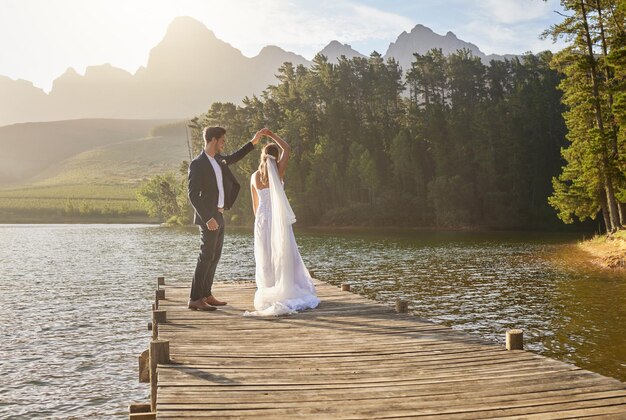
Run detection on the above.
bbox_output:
[150,339,170,412]
[138,349,150,383]
[341,283,351,292]
[129,402,154,419]
[152,310,166,340]
[506,329,524,350]
[395,299,408,313]
[153,310,166,324]
[130,277,169,418]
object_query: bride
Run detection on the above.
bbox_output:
[245,128,320,316]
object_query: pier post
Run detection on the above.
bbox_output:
[138,349,149,383]
[506,329,524,350]
[395,299,409,313]
[129,402,154,419]
[150,339,170,412]
[155,289,165,300]
[153,310,166,324]
[157,276,165,287]
[152,310,166,340]
[129,403,151,413]
[341,283,351,292]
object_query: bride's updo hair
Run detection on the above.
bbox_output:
[259,143,280,185]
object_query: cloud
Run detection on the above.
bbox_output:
[458,19,567,55]
[205,0,413,58]
[0,0,568,91]
[454,0,567,55]
[460,21,529,55]
[477,0,554,24]
[3,0,415,90]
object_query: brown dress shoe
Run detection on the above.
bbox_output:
[204,295,227,306]
[188,299,217,311]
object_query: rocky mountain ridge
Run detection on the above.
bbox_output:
[0,16,517,126]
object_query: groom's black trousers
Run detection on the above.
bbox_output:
[190,213,225,301]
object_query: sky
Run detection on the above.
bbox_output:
[0,0,567,92]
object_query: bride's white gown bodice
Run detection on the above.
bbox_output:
[246,186,320,316]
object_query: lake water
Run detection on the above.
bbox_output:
[1,224,624,418]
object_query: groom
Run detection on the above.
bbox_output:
[187,126,262,311]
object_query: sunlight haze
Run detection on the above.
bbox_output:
[1,0,566,92]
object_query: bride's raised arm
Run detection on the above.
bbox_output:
[264,129,290,180]
[250,172,259,216]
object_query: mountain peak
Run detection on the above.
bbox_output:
[63,67,80,77]
[53,67,81,83]
[84,64,133,80]
[143,16,245,78]
[258,45,289,55]
[384,23,503,69]
[155,16,222,51]
[165,16,216,39]
[410,24,434,34]
[318,40,365,63]
[252,45,309,70]
[0,17,516,126]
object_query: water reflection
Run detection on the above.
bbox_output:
[0,225,624,418]
[291,229,626,383]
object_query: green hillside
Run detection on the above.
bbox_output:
[0,118,181,184]
[0,119,190,222]
[33,133,189,185]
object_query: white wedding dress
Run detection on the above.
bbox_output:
[244,158,320,316]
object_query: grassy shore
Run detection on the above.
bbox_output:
[0,184,157,223]
[579,231,626,269]
[0,119,190,224]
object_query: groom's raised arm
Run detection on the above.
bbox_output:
[221,130,263,165]
[221,141,255,165]
[188,159,213,224]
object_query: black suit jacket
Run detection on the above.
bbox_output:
[188,141,255,226]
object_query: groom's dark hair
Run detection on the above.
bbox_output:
[203,126,226,142]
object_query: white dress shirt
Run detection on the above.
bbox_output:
[205,152,224,209]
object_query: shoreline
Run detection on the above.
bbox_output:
[0,216,590,230]
[578,231,626,269]
[0,218,593,236]
[0,216,157,224]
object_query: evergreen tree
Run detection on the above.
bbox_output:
[545,0,625,231]
[138,47,570,230]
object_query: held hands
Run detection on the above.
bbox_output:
[251,127,275,146]
[206,218,219,231]
[261,127,274,138]
[251,127,276,146]
[251,128,266,145]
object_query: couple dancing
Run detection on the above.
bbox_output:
[187,126,320,316]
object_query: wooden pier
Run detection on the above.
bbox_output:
[130,278,626,419]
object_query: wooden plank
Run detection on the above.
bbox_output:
[157,384,626,408]
[155,393,626,418]
[149,280,626,419]
[156,377,616,404]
